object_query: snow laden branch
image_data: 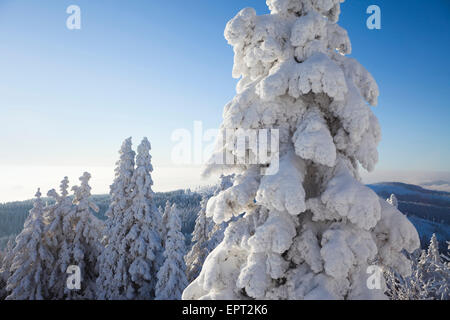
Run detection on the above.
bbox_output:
[155,204,187,300]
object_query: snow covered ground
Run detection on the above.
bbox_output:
[362,171,450,193]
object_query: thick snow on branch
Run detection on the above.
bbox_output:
[375,200,420,276]
[256,151,306,215]
[321,159,381,230]
[257,53,347,102]
[267,0,344,22]
[206,167,260,224]
[293,107,336,167]
[321,224,377,279]
[5,190,54,300]
[155,204,187,300]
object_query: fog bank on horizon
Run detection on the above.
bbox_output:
[1,165,449,203]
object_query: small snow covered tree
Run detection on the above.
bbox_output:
[386,194,398,208]
[419,234,449,299]
[5,189,54,300]
[161,200,172,240]
[96,137,136,299]
[444,241,450,264]
[427,234,440,264]
[53,173,103,300]
[183,0,419,300]
[0,239,15,300]
[157,206,164,235]
[156,204,188,300]
[185,196,210,282]
[101,137,163,300]
[385,234,449,300]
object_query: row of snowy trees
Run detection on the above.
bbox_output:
[0,138,189,300]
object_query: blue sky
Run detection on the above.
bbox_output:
[0,0,449,201]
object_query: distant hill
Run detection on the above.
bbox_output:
[367,182,450,249]
[368,182,450,223]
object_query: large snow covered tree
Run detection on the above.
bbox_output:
[100,137,163,300]
[53,172,103,300]
[96,138,136,299]
[5,189,54,300]
[155,204,188,300]
[183,0,419,300]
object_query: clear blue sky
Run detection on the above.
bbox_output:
[0,0,449,200]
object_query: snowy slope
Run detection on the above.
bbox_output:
[368,182,450,249]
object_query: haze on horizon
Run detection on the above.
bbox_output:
[0,0,449,202]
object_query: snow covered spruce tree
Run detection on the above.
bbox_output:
[44,176,75,298]
[99,137,163,300]
[183,0,419,300]
[185,196,210,282]
[96,137,136,299]
[386,194,398,208]
[155,204,188,300]
[53,173,103,300]
[5,189,54,300]
[161,200,172,242]
[385,234,449,300]
[0,239,15,300]
[207,174,235,249]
